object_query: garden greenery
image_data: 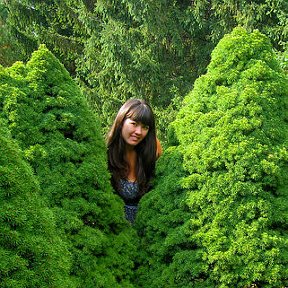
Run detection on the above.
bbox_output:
[0,46,136,287]
[136,27,288,287]
[3,0,287,144]
[0,118,73,287]
[0,27,288,287]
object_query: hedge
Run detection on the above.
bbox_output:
[136,27,288,287]
[0,117,74,287]
[0,46,136,287]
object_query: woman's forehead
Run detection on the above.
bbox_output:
[126,118,148,125]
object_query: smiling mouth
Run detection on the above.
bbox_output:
[130,136,141,141]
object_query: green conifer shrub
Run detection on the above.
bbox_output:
[0,46,136,287]
[135,147,199,287]
[136,27,288,287]
[0,117,74,287]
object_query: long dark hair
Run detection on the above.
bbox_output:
[107,99,157,195]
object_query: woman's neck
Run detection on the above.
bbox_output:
[125,142,135,151]
[125,147,137,181]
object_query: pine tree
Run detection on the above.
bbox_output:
[0,45,136,287]
[0,117,74,287]
[136,27,288,287]
[0,3,26,66]
[4,0,287,145]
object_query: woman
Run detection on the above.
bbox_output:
[107,99,162,224]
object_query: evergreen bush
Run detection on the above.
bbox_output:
[0,46,136,287]
[135,147,197,287]
[136,27,288,287]
[0,117,74,287]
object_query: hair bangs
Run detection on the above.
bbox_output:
[127,104,154,128]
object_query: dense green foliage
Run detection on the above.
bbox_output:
[0,117,73,287]
[175,27,288,287]
[136,27,288,287]
[1,1,288,285]
[135,147,194,287]
[0,46,137,287]
[0,3,26,66]
[2,0,287,142]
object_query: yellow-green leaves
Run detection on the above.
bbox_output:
[137,27,288,287]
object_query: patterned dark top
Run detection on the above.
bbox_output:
[118,179,140,224]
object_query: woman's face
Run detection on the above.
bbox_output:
[121,118,149,147]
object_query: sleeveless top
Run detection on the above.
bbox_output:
[118,179,140,223]
[117,138,163,223]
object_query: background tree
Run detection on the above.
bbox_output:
[0,45,137,287]
[2,0,287,144]
[0,2,27,66]
[136,27,288,287]
[1,0,198,132]
[0,116,74,287]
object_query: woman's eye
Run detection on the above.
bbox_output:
[142,125,149,130]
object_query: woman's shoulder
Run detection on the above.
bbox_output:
[156,138,162,159]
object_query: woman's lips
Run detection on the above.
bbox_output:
[130,135,140,142]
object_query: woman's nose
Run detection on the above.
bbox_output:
[135,125,142,134]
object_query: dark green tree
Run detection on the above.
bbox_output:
[0,117,74,287]
[0,45,136,287]
[0,3,23,66]
[136,27,288,287]
[4,0,287,90]
[191,0,288,50]
[3,0,287,146]
[0,0,209,136]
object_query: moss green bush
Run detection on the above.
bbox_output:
[0,46,137,287]
[136,27,288,287]
[0,117,74,287]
